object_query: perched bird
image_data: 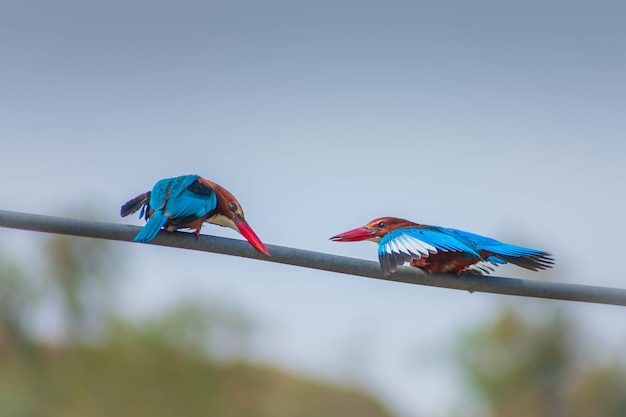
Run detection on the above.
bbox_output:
[330,217,553,276]
[121,175,270,256]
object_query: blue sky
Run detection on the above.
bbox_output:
[2,1,626,415]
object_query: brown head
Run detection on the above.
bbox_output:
[199,178,270,256]
[330,217,421,243]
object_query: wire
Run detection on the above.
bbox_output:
[1,209,625,306]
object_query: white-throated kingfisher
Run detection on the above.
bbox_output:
[121,174,270,256]
[330,217,553,276]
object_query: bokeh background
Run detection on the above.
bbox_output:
[1,1,626,416]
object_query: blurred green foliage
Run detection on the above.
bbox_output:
[3,228,625,417]
[0,234,394,417]
[454,306,626,417]
[44,233,119,341]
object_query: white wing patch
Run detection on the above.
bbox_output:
[378,228,477,275]
[465,260,499,275]
[382,233,440,259]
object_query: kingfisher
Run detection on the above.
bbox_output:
[120,174,270,256]
[330,217,553,276]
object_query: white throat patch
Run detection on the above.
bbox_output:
[208,213,238,231]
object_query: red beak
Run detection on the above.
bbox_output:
[233,216,270,256]
[329,226,375,242]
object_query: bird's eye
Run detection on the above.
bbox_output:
[229,202,238,212]
[378,222,387,228]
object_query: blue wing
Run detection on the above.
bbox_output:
[150,175,217,219]
[378,226,553,275]
[442,228,554,272]
[134,175,218,243]
[378,227,481,274]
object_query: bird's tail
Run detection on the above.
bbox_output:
[133,211,168,243]
[484,244,554,272]
[121,192,151,219]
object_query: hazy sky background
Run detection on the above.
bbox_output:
[2,1,626,416]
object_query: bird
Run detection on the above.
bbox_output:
[120,174,270,256]
[330,217,553,276]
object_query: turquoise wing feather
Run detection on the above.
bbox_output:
[134,175,218,243]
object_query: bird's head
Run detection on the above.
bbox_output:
[207,182,270,256]
[330,217,419,243]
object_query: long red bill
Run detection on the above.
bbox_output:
[329,227,374,242]
[233,217,270,256]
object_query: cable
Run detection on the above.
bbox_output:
[1,209,625,306]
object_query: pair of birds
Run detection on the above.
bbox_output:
[121,175,554,276]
